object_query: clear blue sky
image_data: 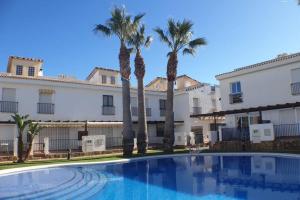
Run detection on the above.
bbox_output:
[0,0,300,85]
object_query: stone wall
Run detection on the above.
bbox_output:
[212,138,300,152]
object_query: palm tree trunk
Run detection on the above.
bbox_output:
[135,50,148,154]
[17,130,24,163]
[164,52,178,153]
[119,42,134,156]
[24,137,33,161]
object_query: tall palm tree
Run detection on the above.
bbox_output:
[11,114,31,163]
[128,24,152,154]
[94,7,144,156]
[24,122,42,161]
[154,19,206,152]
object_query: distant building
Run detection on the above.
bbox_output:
[0,56,222,153]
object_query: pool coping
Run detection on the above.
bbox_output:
[1,152,300,176]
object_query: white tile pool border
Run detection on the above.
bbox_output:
[1,152,300,176]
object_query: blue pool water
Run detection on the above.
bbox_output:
[0,154,300,200]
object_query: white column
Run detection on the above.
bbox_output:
[218,126,223,141]
[13,138,18,157]
[44,137,49,155]
[295,108,298,124]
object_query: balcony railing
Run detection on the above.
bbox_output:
[102,106,115,115]
[229,93,243,104]
[131,106,138,116]
[37,103,54,114]
[192,107,202,115]
[132,107,151,117]
[160,109,166,117]
[291,82,300,95]
[0,101,18,113]
[274,124,300,138]
[146,108,151,116]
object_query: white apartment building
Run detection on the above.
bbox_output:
[194,52,300,141]
[0,56,221,154]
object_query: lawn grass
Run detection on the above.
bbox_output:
[0,148,189,170]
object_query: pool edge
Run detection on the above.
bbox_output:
[1,152,300,175]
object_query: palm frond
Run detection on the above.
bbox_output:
[94,24,111,36]
[189,38,206,49]
[183,48,196,56]
[144,36,153,47]
[154,27,172,48]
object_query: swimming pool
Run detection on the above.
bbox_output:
[0,154,300,200]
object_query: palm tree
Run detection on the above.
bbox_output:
[11,114,31,163]
[24,122,42,161]
[154,19,206,152]
[128,24,152,154]
[94,6,144,156]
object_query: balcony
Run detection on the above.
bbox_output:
[131,107,138,116]
[291,82,300,95]
[192,107,202,115]
[146,108,151,117]
[229,93,243,104]
[102,106,115,115]
[160,109,166,117]
[37,103,54,114]
[0,101,18,113]
[131,107,151,117]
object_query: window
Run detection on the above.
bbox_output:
[28,67,35,76]
[16,65,23,75]
[103,95,113,107]
[230,81,241,94]
[211,85,216,92]
[193,98,199,107]
[102,75,107,84]
[156,123,164,137]
[159,99,166,110]
[111,76,116,85]
[2,88,16,101]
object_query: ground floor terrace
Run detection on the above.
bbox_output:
[191,102,300,149]
[0,120,185,159]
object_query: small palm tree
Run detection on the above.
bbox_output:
[24,122,42,161]
[94,6,144,156]
[11,114,31,163]
[128,24,152,154]
[154,19,206,152]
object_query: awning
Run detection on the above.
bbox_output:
[191,102,300,118]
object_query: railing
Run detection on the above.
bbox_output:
[132,107,151,117]
[160,109,166,117]
[0,101,18,113]
[0,140,14,152]
[131,106,138,116]
[33,143,44,152]
[229,93,243,104]
[37,103,54,114]
[49,139,81,151]
[102,106,115,115]
[146,108,151,116]
[106,137,123,148]
[192,107,202,115]
[274,124,300,138]
[291,82,300,95]
[221,127,250,141]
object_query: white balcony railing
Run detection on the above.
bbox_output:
[229,93,243,104]
[131,107,151,117]
[192,107,202,115]
[0,101,18,113]
[291,82,300,95]
[37,103,54,114]
[102,106,115,115]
